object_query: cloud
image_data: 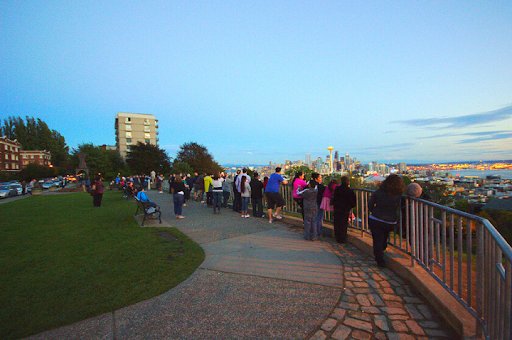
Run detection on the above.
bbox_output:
[457,132,512,144]
[357,143,415,152]
[393,104,512,129]
[417,130,511,140]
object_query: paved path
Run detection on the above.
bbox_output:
[32,192,455,339]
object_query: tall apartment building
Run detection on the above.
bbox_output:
[115,112,159,159]
[0,137,22,171]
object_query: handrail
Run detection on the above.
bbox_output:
[277,185,511,339]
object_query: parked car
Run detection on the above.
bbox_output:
[42,181,54,189]
[0,184,17,198]
[9,183,23,196]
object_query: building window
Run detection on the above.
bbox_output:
[5,163,8,169]
[126,138,132,144]
[125,132,132,138]
[144,133,150,139]
[144,126,150,132]
[4,154,7,159]
[144,118,150,125]
[145,139,150,144]
[125,124,132,131]
[125,117,131,123]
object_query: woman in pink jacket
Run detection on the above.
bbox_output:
[292,171,308,220]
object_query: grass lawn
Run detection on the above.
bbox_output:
[0,191,204,339]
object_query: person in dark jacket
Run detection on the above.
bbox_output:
[368,174,405,267]
[297,180,318,240]
[232,169,242,212]
[170,176,187,219]
[332,176,356,244]
[311,173,326,238]
[251,173,264,217]
[91,174,105,207]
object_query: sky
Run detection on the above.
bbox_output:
[1,0,511,165]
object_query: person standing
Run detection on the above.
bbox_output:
[240,176,251,218]
[232,169,242,212]
[251,173,264,217]
[368,174,405,267]
[297,180,318,240]
[265,167,288,223]
[91,174,104,207]
[211,173,225,214]
[222,174,232,208]
[170,176,187,219]
[311,173,326,238]
[332,176,356,244]
[320,180,337,213]
[292,171,308,220]
[204,173,213,206]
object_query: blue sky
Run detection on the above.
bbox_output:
[1,1,511,165]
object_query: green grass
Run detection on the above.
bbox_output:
[0,192,204,339]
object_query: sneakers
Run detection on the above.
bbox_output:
[176,215,185,219]
[273,214,283,220]
[183,203,187,207]
[241,214,250,218]
[268,219,273,224]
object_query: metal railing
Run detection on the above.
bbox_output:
[279,185,511,339]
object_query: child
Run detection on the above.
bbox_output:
[297,180,318,240]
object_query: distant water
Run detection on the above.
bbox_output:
[445,169,512,180]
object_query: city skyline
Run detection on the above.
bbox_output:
[1,1,511,164]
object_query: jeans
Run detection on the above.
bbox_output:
[252,197,263,217]
[173,194,184,216]
[304,214,316,240]
[222,191,230,207]
[233,191,242,212]
[213,192,222,211]
[241,197,250,212]
[369,218,394,265]
[333,209,350,243]
[315,209,324,237]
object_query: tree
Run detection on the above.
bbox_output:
[126,142,171,175]
[172,161,194,175]
[19,164,57,181]
[0,116,69,167]
[70,144,128,179]
[174,142,222,174]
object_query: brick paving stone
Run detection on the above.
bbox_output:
[321,318,338,332]
[387,333,416,340]
[374,315,390,331]
[352,288,372,294]
[395,287,406,296]
[402,296,422,304]
[360,306,381,314]
[331,308,347,320]
[417,304,433,319]
[359,272,369,279]
[345,276,364,282]
[351,329,372,340]
[347,311,372,322]
[404,303,424,320]
[382,287,395,294]
[381,293,402,302]
[344,288,355,296]
[331,325,351,340]
[374,331,387,340]
[355,294,372,307]
[353,281,369,288]
[345,281,354,288]
[388,314,410,321]
[368,294,385,306]
[310,330,327,340]
[391,320,409,332]
[380,307,408,315]
[405,320,426,336]
[366,279,379,289]
[424,328,449,337]
[343,317,373,332]
[379,280,391,288]
[385,301,405,308]
[388,279,400,287]
[418,320,440,329]
[339,301,359,311]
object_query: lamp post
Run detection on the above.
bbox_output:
[327,146,334,174]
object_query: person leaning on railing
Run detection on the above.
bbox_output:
[367,174,405,267]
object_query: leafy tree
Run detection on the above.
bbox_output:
[19,164,58,181]
[480,209,512,246]
[174,142,222,174]
[285,165,314,181]
[70,144,128,179]
[0,116,69,166]
[126,142,171,175]
[172,161,194,175]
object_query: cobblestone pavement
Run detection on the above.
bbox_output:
[310,242,457,340]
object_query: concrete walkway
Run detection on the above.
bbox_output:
[31,192,455,339]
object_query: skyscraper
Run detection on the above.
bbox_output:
[305,153,311,166]
[115,112,159,159]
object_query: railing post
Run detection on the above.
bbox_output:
[410,199,416,267]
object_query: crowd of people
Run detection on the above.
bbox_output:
[113,168,423,268]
